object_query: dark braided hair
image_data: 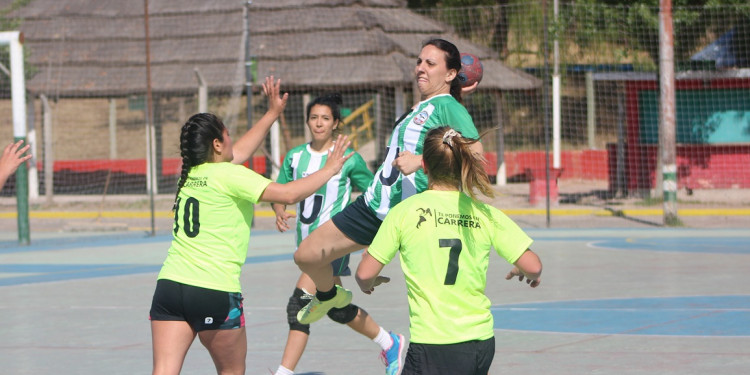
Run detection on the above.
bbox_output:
[422,38,463,103]
[173,113,226,210]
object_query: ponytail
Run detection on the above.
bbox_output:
[423,126,493,200]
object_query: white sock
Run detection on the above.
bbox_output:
[373,327,393,351]
[274,365,294,375]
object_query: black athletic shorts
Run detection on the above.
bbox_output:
[330,194,382,246]
[149,279,245,332]
[402,337,495,375]
[330,253,351,277]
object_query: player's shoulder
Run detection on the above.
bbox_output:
[286,143,309,155]
[430,94,463,107]
[430,95,472,121]
[344,148,366,161]
[344,146,362,155]
[188,163,242,188]
[396,191,433,211]
[211,162,264,181]
[204,161,244,173]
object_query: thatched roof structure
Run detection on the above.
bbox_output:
[5,0,540,97]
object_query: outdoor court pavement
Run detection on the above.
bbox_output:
[1,223,749,375]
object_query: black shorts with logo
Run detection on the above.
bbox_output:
[149,279,244,332]
[402,337,495,375]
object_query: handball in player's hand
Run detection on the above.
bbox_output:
[457,53,483,87]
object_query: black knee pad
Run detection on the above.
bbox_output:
[286,288,311,334]
[327,303,359,324]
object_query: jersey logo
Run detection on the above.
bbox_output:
[299,194,323,224]
[413,110,429,125]
[204,317,214,324]
[416,207,432,228]
[378,146,401,186]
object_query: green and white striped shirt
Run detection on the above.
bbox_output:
[364,94,479,220]
[277,143,373,246]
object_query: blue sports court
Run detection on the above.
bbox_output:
[1,225,749,374]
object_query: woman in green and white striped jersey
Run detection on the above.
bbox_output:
[294,38,481,316]
[271,93,403,375]
[293,38,481,374]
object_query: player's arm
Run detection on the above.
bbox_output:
[231,76,289,164]
[271,203,294,232]
[0,140,32,189]
[505,249,542,288]
[259,135,352,204]
[391,151,422,175]
[461,81,479,96]
[271,152,297,232]
[356,249,390,295]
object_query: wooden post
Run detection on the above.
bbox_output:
[659,0,678,225]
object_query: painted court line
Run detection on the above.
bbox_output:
[492,296,750,337]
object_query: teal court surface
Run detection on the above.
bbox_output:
[1,227,749,374]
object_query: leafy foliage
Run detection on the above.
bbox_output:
[409,0,750,69]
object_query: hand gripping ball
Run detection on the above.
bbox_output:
[457,53,483,87]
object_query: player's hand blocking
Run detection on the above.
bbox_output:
[322,134,353,175]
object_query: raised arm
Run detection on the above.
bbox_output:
[461,81,479,96]
[0,140,32,189]
[231,76,289,164]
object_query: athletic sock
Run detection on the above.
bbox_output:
[373,327,394,351]
[274,365,294,375]
[316,286,337,302]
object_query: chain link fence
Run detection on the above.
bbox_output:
[1,1,748,231]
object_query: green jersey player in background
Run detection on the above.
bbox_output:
[271,93,403,375]
[356,126,543,375]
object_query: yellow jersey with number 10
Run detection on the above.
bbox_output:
[158,162,271,293]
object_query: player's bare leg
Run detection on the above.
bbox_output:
[198,327,247,375]
[151,321,196,375]
[294,220,363,293]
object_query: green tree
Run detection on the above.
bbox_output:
[571,0,750,65]
[410,0,750,67]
